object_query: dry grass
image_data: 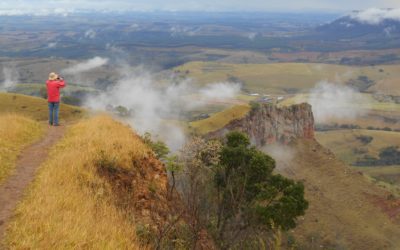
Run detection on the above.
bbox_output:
[4,115,152,249]
[353,166,400,197]
[369,77,400,96]
[0,92,85,122]
[277,140,400,249]
[0,114,44,184]
[190,104,250,135]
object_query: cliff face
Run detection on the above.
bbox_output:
[208,103,314,146]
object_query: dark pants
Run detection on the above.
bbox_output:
[48,102,60,125]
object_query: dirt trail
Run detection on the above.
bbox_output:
[0,126,65,242]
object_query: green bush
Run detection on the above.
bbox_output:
[213,131,308,247]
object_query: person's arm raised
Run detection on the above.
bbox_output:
[57,78,66,88]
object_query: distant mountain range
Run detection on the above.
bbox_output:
[316,10,400,39]
[0,10,399,64]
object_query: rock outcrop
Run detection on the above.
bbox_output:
[208,103,314,146]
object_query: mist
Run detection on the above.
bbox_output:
[198,82,241,100]
[308,81,369,123]
[261,143,297,173]
[62,57,108,75]
[0,64,18,90]
[85,67,241,151]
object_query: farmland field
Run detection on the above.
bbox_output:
[174,61,400,94]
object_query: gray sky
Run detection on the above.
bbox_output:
[0,0,399,13]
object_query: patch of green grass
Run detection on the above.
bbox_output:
[354,166,400,196]
[190,104,250,135]
[175,62,400,94]
[7,83,97,99]
[0,92,85,122]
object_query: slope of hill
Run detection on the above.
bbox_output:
[0,92,85,121]
[272,139,400,249]
[3,115,172,249]
[0,114,43,184]
[316,129,400,196]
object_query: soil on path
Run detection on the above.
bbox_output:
[0,125,65,243]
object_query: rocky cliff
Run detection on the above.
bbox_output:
[208,103,314,146]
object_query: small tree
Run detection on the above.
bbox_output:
[177,137,222,246]
[115,105,130,117]
[165,155,183,199]
[142,132,170,160]
[214,131,308,248]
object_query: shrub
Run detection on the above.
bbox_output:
[356,135,373,144]
[62,95,81,106]
[249,101,261,112]
[142,132,170,160]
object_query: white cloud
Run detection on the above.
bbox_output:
[199,82,241,100]
[246,32,257,41]
[0,8,73,16]
[350,8,400,24]
[84,29,96,39]
[85,66,240,151]
[62,57,108,75]
[308,81,370,123]
[48,42,57,48]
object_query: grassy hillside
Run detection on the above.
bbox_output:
[0,92,85,122]
[270,139,400,249]
[4,116,170,249]
[0,114,44,184]
[316,129,400,195]
[316,129,400,165]
[8,83,96,97]
[174,61,400,94]
[190,104,250,135]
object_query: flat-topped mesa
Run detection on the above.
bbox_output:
[208,103,315,146]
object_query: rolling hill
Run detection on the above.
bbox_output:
[174,61,400,95]
[272,139,400,249]
[0,92,85,122]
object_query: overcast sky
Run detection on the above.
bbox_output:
[0,0,399,13]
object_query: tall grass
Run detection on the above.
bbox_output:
[0,113,44,183]
[5,115,153,249]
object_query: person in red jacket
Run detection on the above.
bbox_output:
[46,72,66,126]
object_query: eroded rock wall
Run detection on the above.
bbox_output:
[208,103,314,146]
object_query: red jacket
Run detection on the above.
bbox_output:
[46,79,66,102]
